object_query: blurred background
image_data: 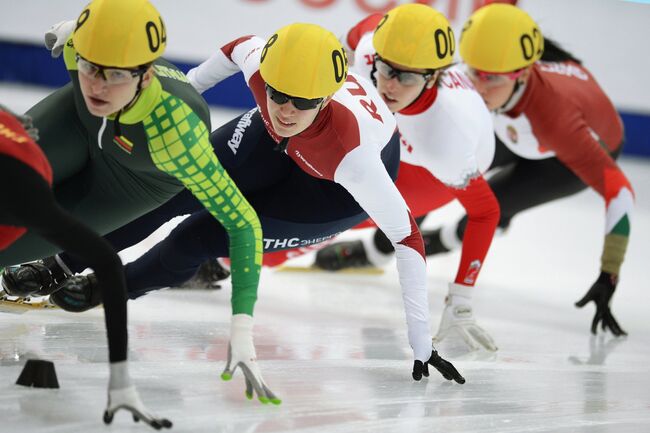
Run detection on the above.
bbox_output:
[1,0,648,156]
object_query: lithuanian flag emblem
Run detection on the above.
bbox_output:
[113,135,134,154]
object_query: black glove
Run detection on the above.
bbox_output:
[575,272,627,336]
[412,350,465,384]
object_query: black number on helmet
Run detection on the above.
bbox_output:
[532,27,542,56]
[520,33,534,60]
[376,14,389,31]
[332,49,346,83]
[448,26,456,57]
[434,28,449,59]
[160,17,167,45]
[260,34,278,63]
[459,19,472,44]
[146,21,161,53]
[75,9,90,32]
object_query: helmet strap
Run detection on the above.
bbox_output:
[274,137,289,153]
[113,73,146,137]
[370,60,378,87]
[496,77,527,114]
[406,81,431,108]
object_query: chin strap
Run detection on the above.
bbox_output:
[113,73,146,138]
[495,78,527,114]
[273,137,289,152]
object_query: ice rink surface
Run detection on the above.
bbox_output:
[1,83,649,432]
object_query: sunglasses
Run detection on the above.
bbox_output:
[76,55,148,85]
[374,57,434,86]
[265,84,324,111]
[465,66,525,88]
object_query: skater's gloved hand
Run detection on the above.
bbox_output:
[432,283,497,351]
[104,385,172,430]
[575,272,627,336]
[44,20,75,58]
[221,314,281,405]
[412,349,465,383]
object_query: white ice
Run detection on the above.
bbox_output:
[1,83,649,433]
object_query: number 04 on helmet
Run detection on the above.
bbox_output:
[73,0,167,68]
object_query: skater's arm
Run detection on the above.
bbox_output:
[335,146,432,362]
[0,155,128,363]
[147,107,262,316]
[188,36,266,93]
[536,108,633,277]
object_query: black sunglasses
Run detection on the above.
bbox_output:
[265,84,323,111]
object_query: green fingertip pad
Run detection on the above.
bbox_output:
[245,392,253,400]
[270,398,282,405]
[221,373,232,381]
[259,396,270,404]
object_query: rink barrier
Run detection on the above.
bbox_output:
[0,40,648,157]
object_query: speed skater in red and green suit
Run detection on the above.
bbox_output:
[425,4,633,336]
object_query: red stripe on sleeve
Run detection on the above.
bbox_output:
[221,35,255,62]
[398,212,426,261]
[346,14,383,51]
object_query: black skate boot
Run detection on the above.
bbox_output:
[314,240,371,271]
[421,229,451,256]
[177,258,230,290]
[1,256,70,298]
[50,274,102,313]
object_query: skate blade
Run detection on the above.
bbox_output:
[274,265,384,275]
[0,290,57,314]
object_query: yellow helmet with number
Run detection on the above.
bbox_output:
[259,23,348,99]
[459,4,544,73]
[372,4,455,70]
[73,0,166,68]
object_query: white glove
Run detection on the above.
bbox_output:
[221,314,281,405]
[44,20,75,58]
[432,283,498,352]
[104,385,172,430]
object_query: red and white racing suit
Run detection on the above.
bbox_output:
[189,35,433,360]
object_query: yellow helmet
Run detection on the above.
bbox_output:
[372,4,455,70]
[459,4,544,73]
[259,23,348,99]
[73,0,166,68]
